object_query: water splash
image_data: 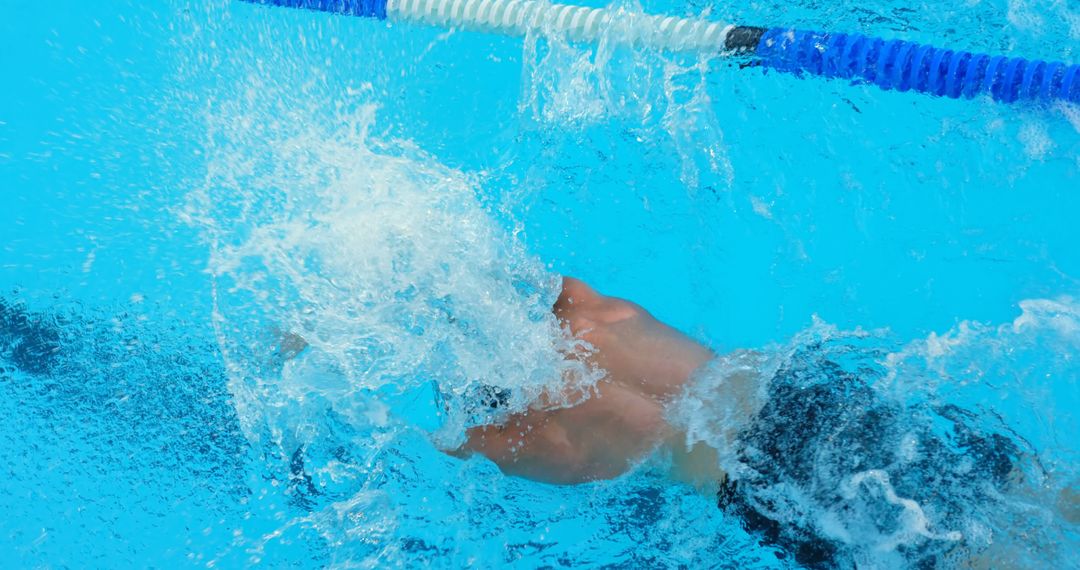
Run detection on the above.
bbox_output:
[170,57,629,560]
[884,296,1080,475]
[518,0,734,189]
[181,84,606,447]
[1006,0,1080,40]
[669,303,1079,568]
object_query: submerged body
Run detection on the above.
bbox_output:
[460,277,717,485]
[456,278,1071,568]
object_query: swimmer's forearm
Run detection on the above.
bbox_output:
[660,356,767,494]
[665,435,726,493]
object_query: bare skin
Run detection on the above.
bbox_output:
[457,277,718,485]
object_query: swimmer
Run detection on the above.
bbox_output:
[454,277,1077,568]
[457,277,720,486]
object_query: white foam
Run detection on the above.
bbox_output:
[666,349,776,477]
[517,3,733,189]
[1013,296,1080,337]
[841,469,963,551]
[1018,121,1054,160]
[183,81,601,449]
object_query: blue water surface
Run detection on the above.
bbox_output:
[2,0,1078,567]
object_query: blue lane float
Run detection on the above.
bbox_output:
[239,0,1080,105]
[755,28,1080,104]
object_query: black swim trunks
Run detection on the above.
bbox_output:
[717,346,1029,569]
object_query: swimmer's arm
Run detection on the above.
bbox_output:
[455,352,762,489]
[664,435,726,494]
[455,380,674,485]
[660,360,766,495]
[455,383,741,492]
[456,406,729,492]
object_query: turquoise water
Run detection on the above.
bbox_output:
[2,0,1078,567]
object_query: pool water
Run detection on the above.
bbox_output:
[2,0,1078,567]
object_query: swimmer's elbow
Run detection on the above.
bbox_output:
[444,443,473,460]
